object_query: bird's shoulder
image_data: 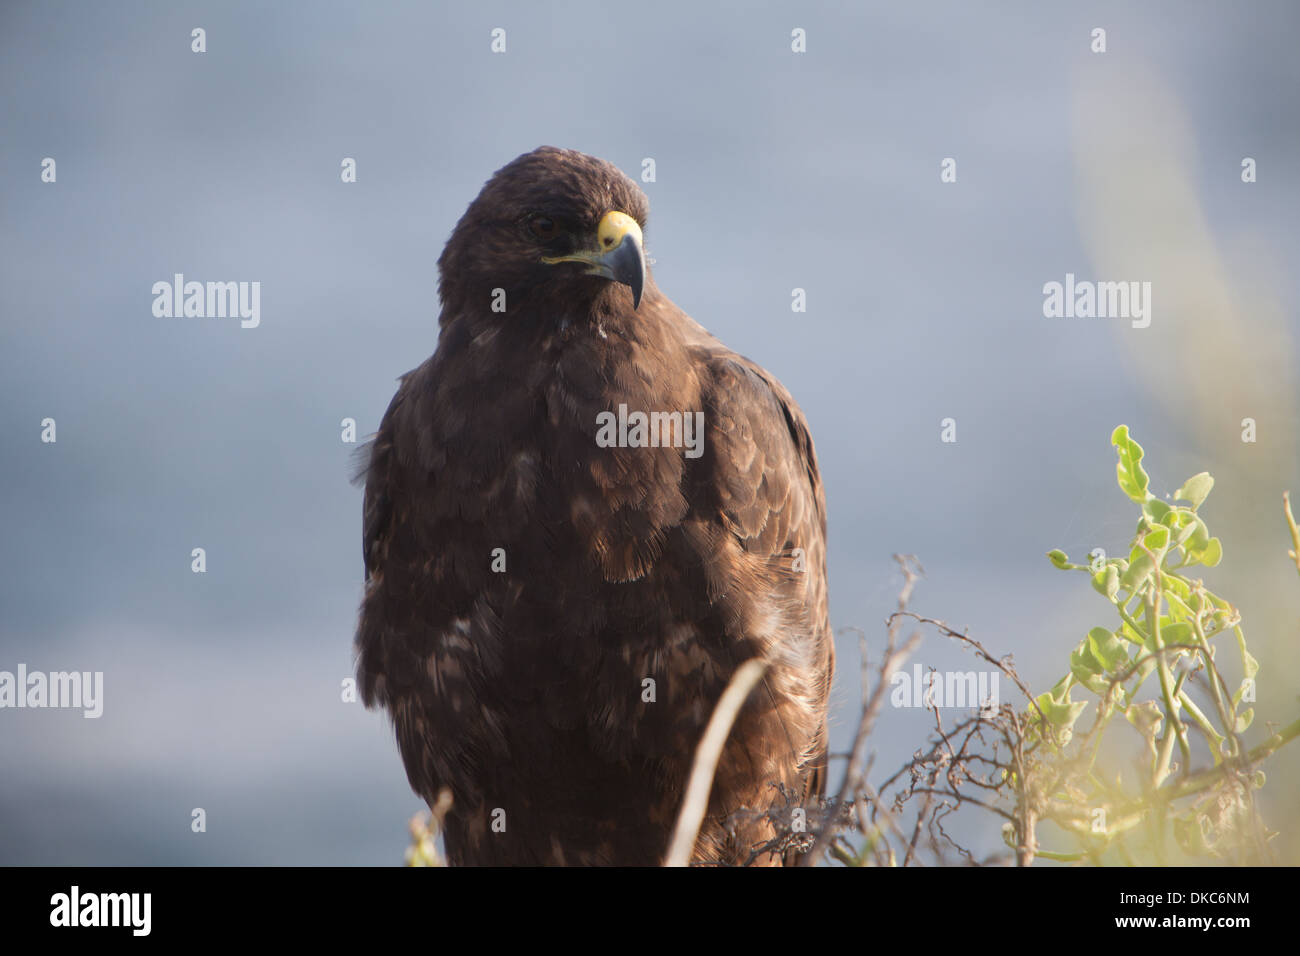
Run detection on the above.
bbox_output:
[672,321,826,544]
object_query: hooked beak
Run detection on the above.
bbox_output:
[541,210,646,309]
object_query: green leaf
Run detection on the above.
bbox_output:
[1174,472,1214,509]
[1111,425,1150,503]
[1125,700,1162,736]
[1143,525,1170,553]
[1047,549,1071,569]
[1090,566,1120,598]
[1070,660,1105,693]
[1199,537,1222,567]
[1172,512,1198,549]
[1070,639,1109,693]
[1237,634,1259,681]
[1118,620,1146,645]
[1121,526,1170,591]
[1034,680,1089,729]
[1145,498,1173,524]
[1050,696,1089,727]
[1234,708,1254,733]
[1088,627,1129,670]
[1120,550,1156,591]
[1165,591,1193,620]
[1185,516,1211,553]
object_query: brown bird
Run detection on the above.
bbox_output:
[355,146,833,865]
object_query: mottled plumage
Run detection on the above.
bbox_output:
[355,147,832,865]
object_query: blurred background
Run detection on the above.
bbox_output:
[1,0,1297,864]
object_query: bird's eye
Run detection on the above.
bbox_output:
[529,216,557,240]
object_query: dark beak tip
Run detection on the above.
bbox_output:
[608,234,646,310]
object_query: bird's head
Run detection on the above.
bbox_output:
[437,146,650,321]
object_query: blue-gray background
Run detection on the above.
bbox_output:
[2,1,1297,864]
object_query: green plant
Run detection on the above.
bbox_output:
[1029,426,1299,862]
[806,426,1298,867]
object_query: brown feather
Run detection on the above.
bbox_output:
[355,147,833,865]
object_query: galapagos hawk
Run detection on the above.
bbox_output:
[355,146,833,866]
